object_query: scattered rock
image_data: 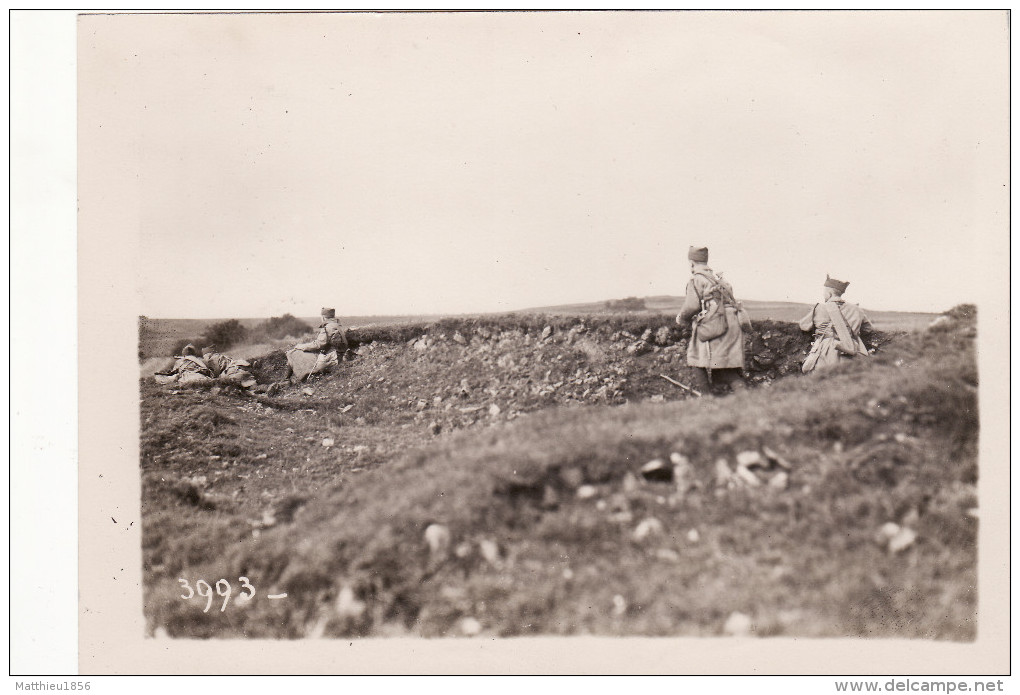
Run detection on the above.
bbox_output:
[562,567,574,580]
[541,325,553,340]
[255,453,268,460]
[686,528,700,543]
[670,453,695,493]
[261,511,277,528]
[322,438,334,447]
[488,404,501,417]
[736,450,766,469]
[413,338,429,352]
[654,326,672,346]
[454,542,473,558]
[612,594,628,616]
[655,548,680,562]
[577,485,598,500]
[633,517,664,542]
[723,611,754,637]
[875,522,901,546]
[479,539,501,567]
[762,445,792,470]
[641,458,673,483]
[734,465,762,487]
[341,404,355,413]
[622,472,640,493]
[768,471,789,490]
[335,585,366,619]
[453,331,467,345]
[302,387,314,396]
[424,524,451,559]
[460,617,482,637]
[714,458,734,487]
[649,394,665,403]
[888,527,918,554]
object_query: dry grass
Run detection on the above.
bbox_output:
[138,311,976,641]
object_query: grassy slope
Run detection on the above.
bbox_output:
[140,315,976,641]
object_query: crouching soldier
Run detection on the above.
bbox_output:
[283,307,349,383]
[202,346,257,389]
[676,246,751,395]
[799,275,872,374]
[153,344,215,386]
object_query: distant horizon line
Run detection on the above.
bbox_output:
[138,295,957,322]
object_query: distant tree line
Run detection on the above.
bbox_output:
[604,297,647,312]
[170,314,313,355]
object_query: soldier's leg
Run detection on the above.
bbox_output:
[689,367,712,395]
[715,368,746,393]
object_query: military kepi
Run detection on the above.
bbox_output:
[321,307,336,318]
[688,246,709,263]
[823,274,850,294]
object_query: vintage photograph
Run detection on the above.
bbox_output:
[74,9,1008,672]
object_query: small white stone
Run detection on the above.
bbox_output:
[488,404,501,417]
[577,485,598,499]
[460,617,482,636]
[876,522,901,543]
[322,438,334,447]
[888,527,917,554]
[479,539,501,567]
[335,585,366,619]
[723,611,754,637]
[612,595,627,616]
[633,517,664,542]
[734,466,762,487]
[686,528,700,543]
[736,450,765,468]
[622,472,639,493]
[424,524,451,558]
[562,567,574,580]
[769,471,789,490]
[655,548,680,562]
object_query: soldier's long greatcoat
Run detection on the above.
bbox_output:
[798,299,871,373]
[678,267,746,370]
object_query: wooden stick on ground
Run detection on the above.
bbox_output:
[659,374,702,397]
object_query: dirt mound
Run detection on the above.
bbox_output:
[140,313,945,641]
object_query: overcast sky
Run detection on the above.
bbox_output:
[78,11,1009,318]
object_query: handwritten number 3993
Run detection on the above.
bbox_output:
[179,577,256,612]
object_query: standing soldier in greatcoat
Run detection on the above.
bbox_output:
[676,246,750,395]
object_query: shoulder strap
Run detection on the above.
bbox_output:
[822,301,857,354]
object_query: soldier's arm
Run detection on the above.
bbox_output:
[677,279,702,323]
[798,306,817,332]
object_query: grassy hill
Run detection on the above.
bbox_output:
[139,309,976,641]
